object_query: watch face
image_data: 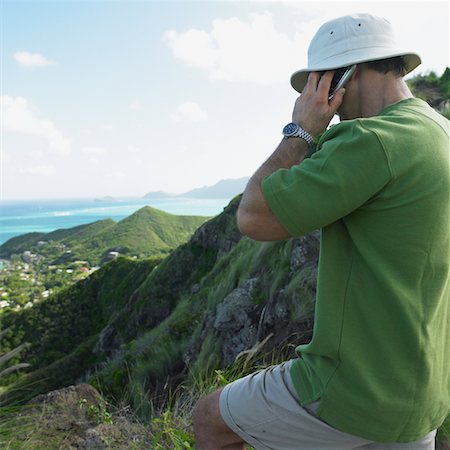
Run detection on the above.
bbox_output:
[283,123,298,136]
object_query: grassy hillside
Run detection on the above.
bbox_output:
[0,206,209,265]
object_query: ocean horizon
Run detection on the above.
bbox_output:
[0,196,232,246]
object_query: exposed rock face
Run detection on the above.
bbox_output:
[33,383,101,410]
[213,278,260,365]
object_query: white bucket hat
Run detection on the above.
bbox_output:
[291,13,421,93]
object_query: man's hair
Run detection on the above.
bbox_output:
[365,56,408,76]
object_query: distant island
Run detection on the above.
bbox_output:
[144,177,249,200]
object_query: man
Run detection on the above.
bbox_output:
[193,13,450,450]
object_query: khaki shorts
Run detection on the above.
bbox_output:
[219,360,437,450]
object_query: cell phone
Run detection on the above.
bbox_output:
[328,64,357,100]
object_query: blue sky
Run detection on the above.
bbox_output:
[2,0,449,200]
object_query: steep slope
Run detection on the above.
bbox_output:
[92,221,318,415]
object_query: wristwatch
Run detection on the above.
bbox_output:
[282,122,313,146]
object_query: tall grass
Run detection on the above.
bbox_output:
[0,405,37,449]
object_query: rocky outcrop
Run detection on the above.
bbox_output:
[21,384,151,449]
[213,278,260,365]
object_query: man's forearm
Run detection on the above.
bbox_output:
[237,137,309,241]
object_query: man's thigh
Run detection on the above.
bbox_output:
[218,360,371,450]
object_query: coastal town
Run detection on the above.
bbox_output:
[0,241,120,313]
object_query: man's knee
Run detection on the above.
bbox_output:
[193,388,245,449]
[193,389,222,432]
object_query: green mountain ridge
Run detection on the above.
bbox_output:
[0,206,209,265]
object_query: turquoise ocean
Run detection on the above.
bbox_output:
[0,197,231,246]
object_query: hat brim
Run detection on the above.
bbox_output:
[290,51,421,93]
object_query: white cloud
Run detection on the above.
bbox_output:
[127,145,142,153]
[29,150,45,159]
[20,165,56,176]
[82,146,107,156]
[171,101,208,122]
[164,12,309,85]
[14,51,55,68]
[164,29,218,70]
[2,95,71,156]
[164,5,448,84]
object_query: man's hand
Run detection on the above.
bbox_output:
[293,71,346,137]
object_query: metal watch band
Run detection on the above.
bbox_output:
[292,127,313,146]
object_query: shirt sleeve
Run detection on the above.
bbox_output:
[261,120,393,237]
